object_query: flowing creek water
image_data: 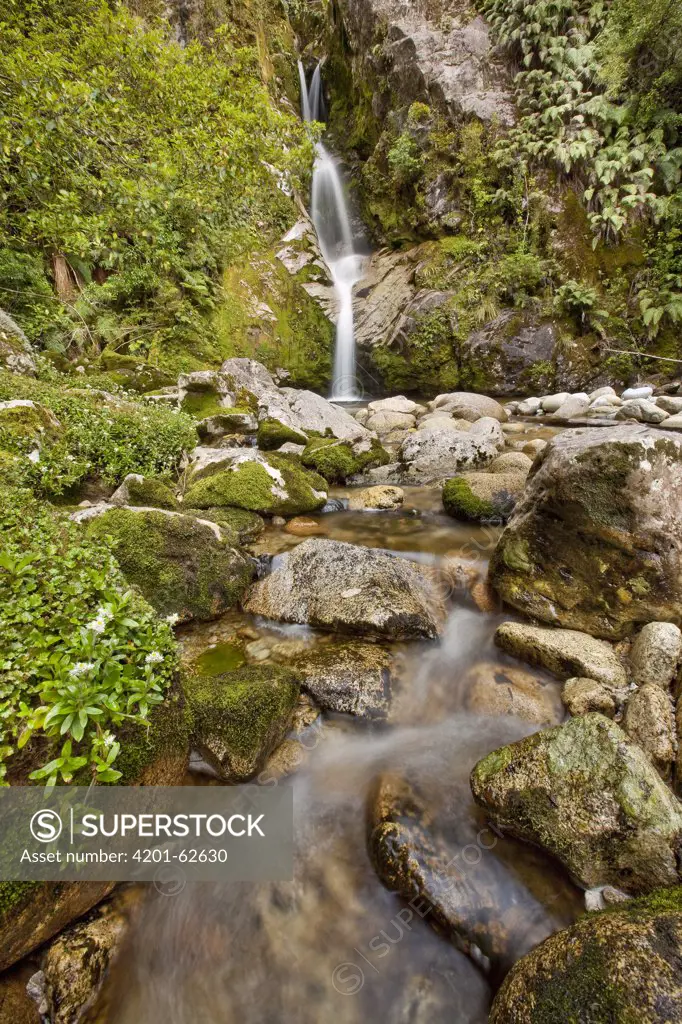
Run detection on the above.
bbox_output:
[97,418,583,1023]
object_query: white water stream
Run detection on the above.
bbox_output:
[298,61,365,402]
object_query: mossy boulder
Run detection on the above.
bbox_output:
[443,471,525,523]
[99,351,174,393]
[86,507,255,622]
[257,417,308,450]
[0,881,115,972]
[198,408,257,441]
[180,505,264,544]
[110,473,177,509]
[183,448,328,516]
[471,713,682,895]
[0,399,61,447]
[490,886,682,1023]
[184,665,300,781]
[490,425,682,639]
[300,436,391,483]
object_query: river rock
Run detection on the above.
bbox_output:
[489,451,533,474]
[0,882,115,973]
[348,485,404,510]
[368,753,579,984]
[443,471,526,523]
[198,410,257,440]
[40,892,131,1024]
[282,387,372,441]
[368,396,422,415]
[293,641,393,718]
[429,392,508,422]
[624,684,676,779]
[110,473,176,509]
[399,428,498,483]
[589,386,617,401]
[622,386,654,400]
[516,397,542,416]
[462,662,563,725]
[562,677,617,718]
[185,665,299,781]
[657,395,682,414]
[85,508,255,622]
[468,416,505,448]
[471,713,682,894]
[489,887,682,1024]
[489,425,682,638]
[617,398,669,424]
[244,538,446,639]
[417,413,471,432]
[365,409,416,433]
[495,622,628,692]
[521,438,546,457]
[0,967,40,1023]
[183,448,328,516]
[662,413,682,430]
[284,516,327,536]
[630,622,682,688]
[547,393,589,421]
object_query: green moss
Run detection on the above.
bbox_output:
[86,508,254,620]
[443,477,494,522]
[0,401,60,446]
[257,417,308,450]
[183,453,327,515]
[301,436,390,483]
[125,475,177,509]
[184,664,299,780]
[181,505,264,543]
[0,881,36,920]
[181,390,225,420]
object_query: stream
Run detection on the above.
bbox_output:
[97,431,582,1023]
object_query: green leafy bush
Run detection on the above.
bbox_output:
[0,489,178,785]
[0,370,197,495]
[0,0,311,360]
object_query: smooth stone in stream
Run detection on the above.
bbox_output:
[244,538,447,640]
[656,396,682,415]
[462,662,563,725]
[629,621,682,689]
[623,683,675,779]
[284,516,327,536]
[540,392,570,413]
[369,758,580,984]
[489,452,533,474]
[547,394,589,421]
[495,622,628,692]
[622,386,654,400]
[471,713,682,894]
[348,485,404,510]
[617,398,669,424]
[293,641,393,719]
[367,396,423,415]
[489,887,682,1024]
[429,392,508,423]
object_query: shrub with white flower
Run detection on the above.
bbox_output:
[0,490,178,786]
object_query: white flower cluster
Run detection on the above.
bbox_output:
[70,661,95,678]
[145,651,164,667]
[165,613,180,626]
[86,605,114,635]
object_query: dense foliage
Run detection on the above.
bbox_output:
[0,489,178,785]
[480,0,682,337]
[0,0,311,363]
[0,368,196,496]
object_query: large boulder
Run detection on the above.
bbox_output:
[489,425,682,638]
[85,507,254,622]
[185,665,299,781]
[399,428,498,483]
[183,448,328,516]
[244,538,447,640]
[471,713,682,894]
[490,887,682,1024]
[300,436,390,483]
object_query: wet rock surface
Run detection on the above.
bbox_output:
[471,713,682,894]
[293,641,393,719]
[494,622,628,691]
[244,538,447,640]
[490,887,682,1024]
[490,425,682,638]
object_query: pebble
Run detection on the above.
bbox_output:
[622,386,653,400]
[272,516,286,527]
[285,516,327,536]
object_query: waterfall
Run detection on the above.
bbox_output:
[298,61,364,402]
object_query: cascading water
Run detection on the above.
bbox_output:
[298,61,365,402]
